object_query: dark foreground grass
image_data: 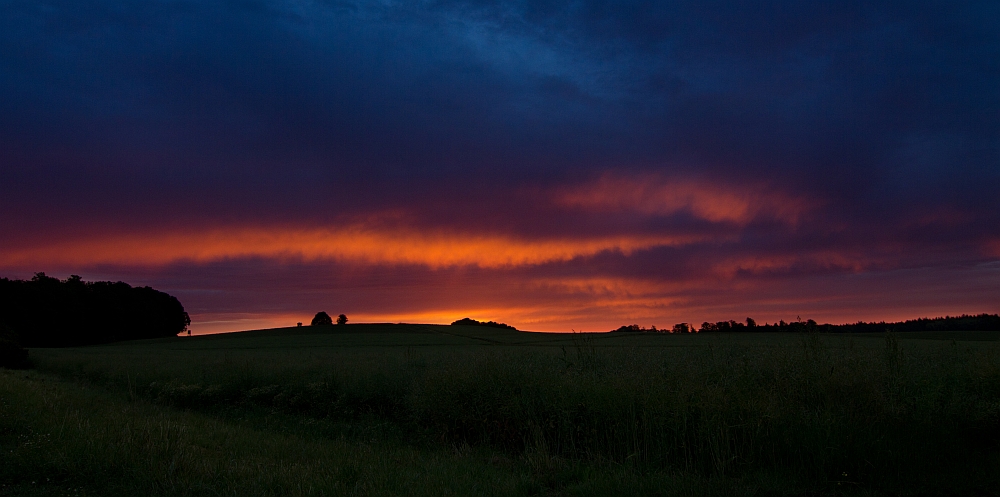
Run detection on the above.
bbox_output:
[0,371,796,497]
[4,326,1000,495]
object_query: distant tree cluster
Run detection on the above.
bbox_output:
[0,273,190,348]
[611,323,695,333]
[311,312,347,326]
[754,314,1000,333]
[896,314,1000,332]
[611,314,1000,334]
[671,323,692,334]
[614,324,662,333]
[451,318,517,331]
[700,318,761,332]
[752,318,818,333]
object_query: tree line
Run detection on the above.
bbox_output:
[451,317,518,331]
[613,314,1000,333]
[0,273,190,349]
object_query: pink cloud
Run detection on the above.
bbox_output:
[554,173,814,225]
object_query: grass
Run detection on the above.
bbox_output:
[4,324,1000,495]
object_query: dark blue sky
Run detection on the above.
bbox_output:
[2,0,998,331]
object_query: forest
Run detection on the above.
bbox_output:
[0,273,190,348]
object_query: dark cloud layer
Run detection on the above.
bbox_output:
[2,1,998,331]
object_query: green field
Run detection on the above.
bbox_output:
[3,325,1000,496]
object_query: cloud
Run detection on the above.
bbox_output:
[0,175,822,272]
[555,173,814,224]
[0,224,707,270]
[708,252,869,278]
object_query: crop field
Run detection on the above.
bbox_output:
[3,325,1000,496]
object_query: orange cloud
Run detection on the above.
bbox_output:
[555,173,813,224]
[0,226,707,269]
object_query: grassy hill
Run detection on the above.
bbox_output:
[3,325,1000,496]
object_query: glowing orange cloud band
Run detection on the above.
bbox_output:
[0,227,709,269]
[0,176,818,271]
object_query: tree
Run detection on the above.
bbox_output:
[337,314,348,325]
[0,274,190,347]
[311,311,333,326]
[613,324,642,332]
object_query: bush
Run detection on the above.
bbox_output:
[450,318,516,330]
[0,324,29,369]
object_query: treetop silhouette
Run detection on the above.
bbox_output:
[450,318,517,330]
[0,273,190,347]
[311,312,333,326]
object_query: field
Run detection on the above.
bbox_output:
[3,325,1000,496]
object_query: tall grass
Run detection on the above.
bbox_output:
[20,332,1000,495]
[1,369,553,496]
[1,370,799,496]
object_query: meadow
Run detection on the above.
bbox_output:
[2,324,1000,496]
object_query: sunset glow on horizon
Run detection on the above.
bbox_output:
[2,1,998,334]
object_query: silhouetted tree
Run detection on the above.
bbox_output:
[613,324,642,332]
[311,311,333,326]
[625,314,1000,335]
[0,273,189,347]
[337,314,348,325]
[610,324,673,333]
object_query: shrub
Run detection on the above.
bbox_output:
[450,318,516,330]
[0,324,29,369]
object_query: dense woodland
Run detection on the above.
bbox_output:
[614,313,1000,333]
[0,273,190,348]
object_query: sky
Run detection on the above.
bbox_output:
[1,0,998,333]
